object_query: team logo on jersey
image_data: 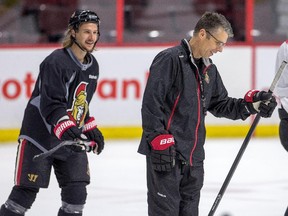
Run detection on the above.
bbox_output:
[67,82,89,127]
[204,71,210,84]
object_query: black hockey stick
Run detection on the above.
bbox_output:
[208,60,287,216]
[33,140,97,162]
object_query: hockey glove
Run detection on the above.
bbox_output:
[244,90,277,118]
[53,119,87,152]
[150,134,176,172]
[82,117,105,154]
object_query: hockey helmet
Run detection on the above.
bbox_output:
[69,10,100,30]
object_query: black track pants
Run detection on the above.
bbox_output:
[146,157,204,216]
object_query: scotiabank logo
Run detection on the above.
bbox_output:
[1,72,35,100]
[0,71,149,101]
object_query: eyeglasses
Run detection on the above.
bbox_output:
[206,30,226,48]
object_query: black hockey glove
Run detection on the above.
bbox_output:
[54,119,87,152]
[82,117,105,154]
[244,90,277,118]
[149,134,176,172]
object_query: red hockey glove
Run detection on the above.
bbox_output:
[244,90,277,118]
[149,134,176,172]
[82,117,105,154]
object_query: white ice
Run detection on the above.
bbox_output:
[0,138,288,216]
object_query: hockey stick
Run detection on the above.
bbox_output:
[33,140,97,162]
[208,60,287,216]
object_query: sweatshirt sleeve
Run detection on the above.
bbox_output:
[274,41,288,112]
[208,69,250,121]
[39,61,74,125]
[141,50,178,140]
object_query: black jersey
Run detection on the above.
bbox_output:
[19,48,99,151]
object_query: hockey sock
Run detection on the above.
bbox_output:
[58,204,83,216]
[0,201,26,216]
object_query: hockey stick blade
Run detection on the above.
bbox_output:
[33,140,95,162]
[208,60,287,216]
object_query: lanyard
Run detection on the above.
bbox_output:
[193,61,207,115]
[183,39,207,115]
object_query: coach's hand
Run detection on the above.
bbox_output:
[149,134,176,172]
[244,90,277,118]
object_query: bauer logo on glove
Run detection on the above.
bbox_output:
[151,134,175,150]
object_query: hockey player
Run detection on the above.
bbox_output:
[274,40,288,216]
[138,12,277,216]
[0,10,104,216]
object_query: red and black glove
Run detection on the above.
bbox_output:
[82,117,105,154]
[244,90,277,118]
[53,119,88,152]
[149,134,176,172]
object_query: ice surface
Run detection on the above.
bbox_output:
[0,138,288,216]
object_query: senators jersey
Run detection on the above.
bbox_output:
[19,48,99,152]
